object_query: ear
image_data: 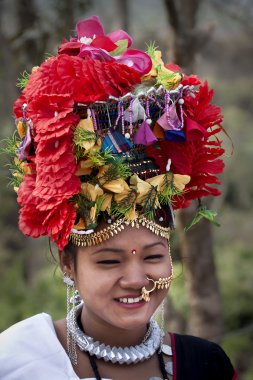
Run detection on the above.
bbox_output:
[58,249,74,274]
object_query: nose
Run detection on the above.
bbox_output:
[119,262,149,290]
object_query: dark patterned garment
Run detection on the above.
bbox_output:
[170,333,238,380]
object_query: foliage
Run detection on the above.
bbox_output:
[184,203,220,231]
[97,157,131,185]
[146,41,159,59]
[16,71,30,89]
[0,250,65,332]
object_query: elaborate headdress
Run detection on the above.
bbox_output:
[9,16,225,250]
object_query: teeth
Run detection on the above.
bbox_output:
[119,296,143,304]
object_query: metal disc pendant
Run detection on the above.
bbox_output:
[161,344,172,356]
[165,361,173,375]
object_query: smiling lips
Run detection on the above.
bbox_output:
[118,295,143,304]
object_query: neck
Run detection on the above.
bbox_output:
[80,305,149,347]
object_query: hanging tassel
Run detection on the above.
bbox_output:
[133,120,157,146]
[18,123,32,160]
[157,103,181,131]
[124,98,146,123]
[157,102,186,142]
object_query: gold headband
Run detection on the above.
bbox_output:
[69,217,170,247]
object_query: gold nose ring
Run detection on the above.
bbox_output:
[141,275,173,302]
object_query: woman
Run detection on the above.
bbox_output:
[0,16,237,379]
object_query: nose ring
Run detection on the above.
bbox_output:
[141,275,173,302]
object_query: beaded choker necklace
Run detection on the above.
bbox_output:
[67,304,163,364]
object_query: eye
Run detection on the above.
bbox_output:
[96,260,120,265]
[144,254,163,261]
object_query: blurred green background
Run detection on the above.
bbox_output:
[0,0,252,379]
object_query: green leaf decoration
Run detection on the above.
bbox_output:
[17,71,30,89]
[73,126,98,159]
[0,133,25,189]
[1,133,20,157]
[111,189,137,219]
[159,173,182,205]
[98,156,131,185]
[110,39,128,57]
[184,205,220,232]
[156,71,182,90]
[140,186,159,219]
[94,195,105,216]
[74,128,96,146]
[146,41,159,59]
[89,149,114,167]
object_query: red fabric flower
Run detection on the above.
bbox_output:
[16,55,141,107]
[19,204,48,238]
[43,200,77,250]
[18,174,48,237]
[18,171,78,245]
[184,81,223,128]
[28,94,77,137]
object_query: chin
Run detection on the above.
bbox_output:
[111,310,153,330]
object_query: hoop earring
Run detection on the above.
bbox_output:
[63,272,78,365]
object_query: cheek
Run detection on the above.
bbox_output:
[147,259,173,279]
[75,267,115,300]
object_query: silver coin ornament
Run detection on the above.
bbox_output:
[161,344,172,356]
[165,361,173,375]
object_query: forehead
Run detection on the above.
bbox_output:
[78,225,168,255]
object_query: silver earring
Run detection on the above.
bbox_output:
[63,273,78,365]
[160,298,165,351]
[152,298,165,352]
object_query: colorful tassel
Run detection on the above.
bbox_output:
[157,103,182,131]
[133,120,157,146]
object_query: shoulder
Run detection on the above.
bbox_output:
[0,313,72,380]
[170,333,237,380]
[0,312,55,353]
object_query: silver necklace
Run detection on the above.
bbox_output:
[67,304,163,365]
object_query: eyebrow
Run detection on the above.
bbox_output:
[143,241,167,250]
[92,248,125,256]
[92,241,166,255]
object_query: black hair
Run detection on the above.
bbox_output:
[63,240,79,271]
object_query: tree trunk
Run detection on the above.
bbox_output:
[163,0,224,341]
[177,207,224,340]
[115,0,130,32]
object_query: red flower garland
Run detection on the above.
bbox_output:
[14,54,141,249]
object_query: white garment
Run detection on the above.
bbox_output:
[0,313,111,380]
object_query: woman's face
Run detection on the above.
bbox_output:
[66,226,172,331]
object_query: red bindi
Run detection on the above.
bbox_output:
[131,249,137,255]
